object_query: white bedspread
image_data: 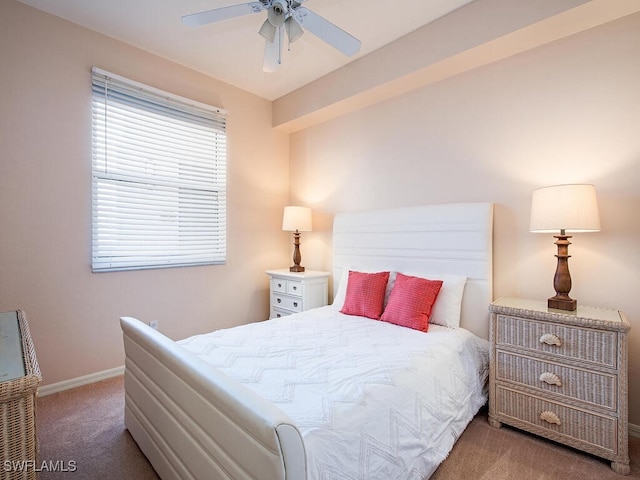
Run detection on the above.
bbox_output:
[178,306,489,480]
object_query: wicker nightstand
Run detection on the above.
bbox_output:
[1,310,42,480]
[488,298,631,474]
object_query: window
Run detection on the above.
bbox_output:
[91,67,227,272]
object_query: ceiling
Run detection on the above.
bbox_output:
[16,0,475,100]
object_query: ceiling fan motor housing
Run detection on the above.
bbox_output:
[270,0,289,21]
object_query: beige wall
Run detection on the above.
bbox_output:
[289,14,640,423]
[0,1,290,384]
[2,0,639,428]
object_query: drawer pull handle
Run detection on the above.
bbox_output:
[277,298,282,304]
[540,333,562,347]
[276,313,282,318]
[540,411,562,426]
[293,302,298,307]
[278,283,283,288]
[539,372,562,387]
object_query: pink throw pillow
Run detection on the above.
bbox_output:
[340,270,390,319]
[381,273,443,331]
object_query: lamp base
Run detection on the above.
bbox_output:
[547,233,577,312]
[289,231,305,273]
[548,296,577,311]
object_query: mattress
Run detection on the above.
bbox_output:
[178,306,489,480]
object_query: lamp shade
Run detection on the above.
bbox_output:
[258,19,277,42]
[282,206,312,232]
[530,184,600,233]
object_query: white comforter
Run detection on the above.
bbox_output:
[178,306,489,480]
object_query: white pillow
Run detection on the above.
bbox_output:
[397,272,467,329]
[331,268,350,309]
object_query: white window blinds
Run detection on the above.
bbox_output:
[91,67,227,272]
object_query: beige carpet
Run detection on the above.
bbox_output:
[36,375,640,479]
[37,376,158,480]
[431,408,640,480]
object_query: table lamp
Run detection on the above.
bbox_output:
[530,184,600,311]
[282,206,312,272]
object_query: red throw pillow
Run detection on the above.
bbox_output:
[340,270,390,319]
[381,273,443,331]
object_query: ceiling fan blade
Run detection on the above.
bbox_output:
[293,7,361,57]
[263,29,283,73]
[182,2,265,28]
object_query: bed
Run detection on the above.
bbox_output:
[120,202,494,480]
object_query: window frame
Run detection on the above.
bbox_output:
[91,67,227,272]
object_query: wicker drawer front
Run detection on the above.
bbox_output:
[496,351,616,410]
[496,386,617,453]
[496,315,616,368]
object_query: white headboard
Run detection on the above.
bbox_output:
[332,202,494,340]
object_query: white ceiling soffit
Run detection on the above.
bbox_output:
[274,0,640,132]
[15,0,476,101]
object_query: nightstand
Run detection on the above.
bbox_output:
[488,298,631,474]
[1,310,42,480]
[266,269,330,319]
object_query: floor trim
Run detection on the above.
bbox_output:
[38,366,125,397]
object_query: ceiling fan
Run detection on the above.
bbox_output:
[182,0,361,72]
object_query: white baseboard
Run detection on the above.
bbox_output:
[629,423,640,439]
[38,366,125,397]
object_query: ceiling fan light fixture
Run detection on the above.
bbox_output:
[258,18,277,42]
[285,17,304,43]
[267,0,287,28]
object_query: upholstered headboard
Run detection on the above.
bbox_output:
[332,202,494,340]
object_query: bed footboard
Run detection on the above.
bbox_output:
[120,317,306,480]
